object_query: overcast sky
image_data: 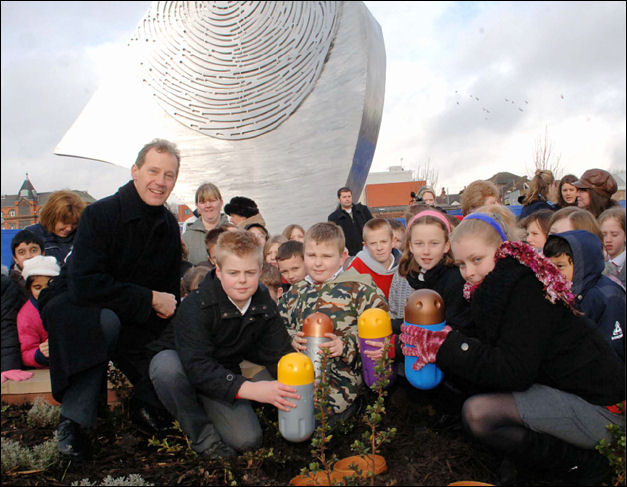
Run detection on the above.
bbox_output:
[1,1,625,202]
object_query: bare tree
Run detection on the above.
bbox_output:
[530,125,563,179]
[414,158,439,191]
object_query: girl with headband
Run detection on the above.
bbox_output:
[390,210,470,326]
[405,210,625,484]
[369,210,471,363]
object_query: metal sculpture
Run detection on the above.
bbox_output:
[55,1,385,233]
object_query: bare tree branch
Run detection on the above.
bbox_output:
[530,125,563,179]
[415,158,440,192]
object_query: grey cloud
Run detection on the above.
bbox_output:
[1,1,149,197]
[1,49,98,160]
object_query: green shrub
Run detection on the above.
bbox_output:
[31,436,61,469]
[1,435,60,472]
[26,397,61,428]
[1,438,32,471]
[596,416,626,486]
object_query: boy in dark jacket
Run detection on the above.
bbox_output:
[544,230,625,361]
[149,230,297,458]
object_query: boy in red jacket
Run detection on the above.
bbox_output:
[348,218,400,299]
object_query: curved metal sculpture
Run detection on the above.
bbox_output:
[55,1,385,233]
[131,2,340,140]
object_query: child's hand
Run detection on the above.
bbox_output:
[39,340,49,358]
[363,340,384,360]
[291,331,307,352]
[239,381,300,411]
[318,332,343,358]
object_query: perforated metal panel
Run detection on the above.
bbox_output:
[129,1,340,140]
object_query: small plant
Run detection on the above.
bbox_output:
[147,435,184,455]
[242,447,274,469]
[147,419,197,456]
[219,457,238,486]
[350,338,397,485]
[1,435,60,472]
[26,397,61,428]
[71,474,153,486]
[30,435,61,469]
[596,402,625,486]
[300,346,337,485]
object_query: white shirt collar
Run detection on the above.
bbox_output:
[228,296,252,315]
[305,266,344,286]
[611,250,626,269]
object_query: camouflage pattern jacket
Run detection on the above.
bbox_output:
[278,268,389,414]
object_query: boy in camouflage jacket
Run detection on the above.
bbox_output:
[278,223,389,421]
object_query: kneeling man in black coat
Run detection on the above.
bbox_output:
[40,139,182,460]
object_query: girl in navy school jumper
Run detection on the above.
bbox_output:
[389,209,470,329]
[372,209,470,365]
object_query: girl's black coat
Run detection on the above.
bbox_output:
[436,257,625,406]
[406,262,472,330]
[40,181,181,401]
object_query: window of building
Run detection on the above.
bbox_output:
[19,202,30,216]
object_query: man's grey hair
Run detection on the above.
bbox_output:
[134,139,181,173]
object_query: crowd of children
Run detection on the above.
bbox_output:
[1,166,625,484]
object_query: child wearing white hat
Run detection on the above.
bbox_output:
[17,256,60,369]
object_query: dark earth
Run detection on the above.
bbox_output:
[1,379,615,486]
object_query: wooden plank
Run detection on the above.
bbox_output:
[1,369,126,407]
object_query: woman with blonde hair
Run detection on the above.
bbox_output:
[183,183,228,265]
[518,170,557,220]
[25,190,85,266]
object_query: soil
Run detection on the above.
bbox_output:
[0,380,606,486]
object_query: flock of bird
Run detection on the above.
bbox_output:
[454,90,565,120]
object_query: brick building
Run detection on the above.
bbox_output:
[1,175,96,230]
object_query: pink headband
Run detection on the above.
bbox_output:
[407,210,451,233]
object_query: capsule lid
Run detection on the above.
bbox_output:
[358,308,392,338]
[278,352,314,385]
[404,289,445,325]
[302,312,333,337]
